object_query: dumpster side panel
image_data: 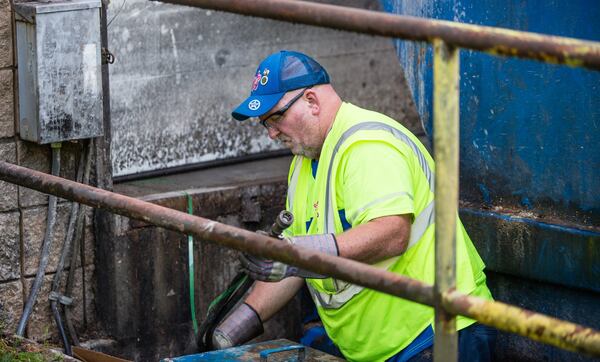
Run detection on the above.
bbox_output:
[381,1,600,360]
[381,0,600,224]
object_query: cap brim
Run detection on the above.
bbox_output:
[232,92,285,121]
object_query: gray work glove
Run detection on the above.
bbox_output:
[212,302,264,350]
[239,234,339,282]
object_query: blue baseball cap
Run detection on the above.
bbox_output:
[232,50,330,121]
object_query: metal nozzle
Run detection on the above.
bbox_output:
[269,210,294,237]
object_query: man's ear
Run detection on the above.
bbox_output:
[305,89,320,116]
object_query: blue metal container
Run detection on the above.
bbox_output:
[380,1,599,360]
[162,339,342,362]
[381,0,599,220]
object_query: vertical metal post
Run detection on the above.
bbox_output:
[98,0,114,191]
[433,38,460,362]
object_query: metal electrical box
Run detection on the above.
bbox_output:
[15,0,103,144]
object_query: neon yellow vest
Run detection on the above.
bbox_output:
[286,103,492,361]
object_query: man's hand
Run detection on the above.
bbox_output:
[240,234,339,282]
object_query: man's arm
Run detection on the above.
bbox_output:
[245,277,305,321]
[211,277,304,349]
[336,214,411,264]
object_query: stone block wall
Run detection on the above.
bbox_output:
[0,0,97,345]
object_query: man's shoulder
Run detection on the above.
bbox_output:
[340,102,391,121]
[338,103,410,132]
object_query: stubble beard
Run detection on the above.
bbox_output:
[279,136,320,159]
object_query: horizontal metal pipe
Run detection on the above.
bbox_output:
[152,0,600,71]
[1,160,599,356]
[0,161,434,306]
[444,291,600,356]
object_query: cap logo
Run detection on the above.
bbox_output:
[260,68,270,86]
[251,72,261,91]
[248,99,261,111]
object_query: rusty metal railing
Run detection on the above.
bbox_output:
[151,0,600,71]
[1,162,599,357]
[433,39,460,358]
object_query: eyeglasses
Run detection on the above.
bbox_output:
[260,87,311,129]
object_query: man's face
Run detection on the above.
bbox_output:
[259,88,322,159]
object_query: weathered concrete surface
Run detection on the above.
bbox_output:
[108,0,420,177]
[0,140,17,211]
[97,177,295,360]
[0,280,23,334]
[384,0,600,228]
[0,0,12,68]
[24,273,60,341]
[0,211,19,281]
[22,266,95,342]
[21,201,95,274]
[0,69,14,137]
[22,203,71,277]
[16,141,50,208]
[78,209,96,268]
[115,155,291,198]
[70,264,97,333]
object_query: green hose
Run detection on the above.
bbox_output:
[185,193,199,336]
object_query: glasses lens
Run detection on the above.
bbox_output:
[260,87,310,130]
[261,119,272,129]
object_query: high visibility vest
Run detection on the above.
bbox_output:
[285,103,492,361]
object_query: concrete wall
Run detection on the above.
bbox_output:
[0,0,97,344]
[96,179,297,360]
[108,0,421,177]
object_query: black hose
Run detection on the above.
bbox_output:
[207,274,255,348]
[196,272,254,352]
[51,298,72,355]
[16,143,62,336]
[64,139,93,347]
[196,210,294,352]
[49,141,89,355]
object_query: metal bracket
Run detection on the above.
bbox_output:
[102,47,115,64]
[259,345,305,362]
[49,291,74,306]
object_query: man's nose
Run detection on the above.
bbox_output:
[267,126,280,139]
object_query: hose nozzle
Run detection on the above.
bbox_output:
[269,210,294,238]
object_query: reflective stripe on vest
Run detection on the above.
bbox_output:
[308,121,436,309]
[287,155,304,214]
[349,191,413,225]
[325,122,434,233]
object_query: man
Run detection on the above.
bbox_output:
[213,50,496,361]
